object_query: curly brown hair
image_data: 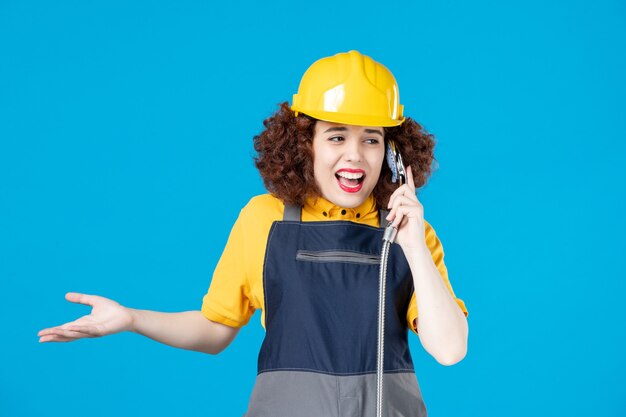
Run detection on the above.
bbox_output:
[253,102,436,209]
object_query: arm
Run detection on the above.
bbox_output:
[38,292,239,355]
[386,166,469,366]
[404,246,468,365]
[129,309,239,354]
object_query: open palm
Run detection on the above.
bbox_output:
[38,292,133,343]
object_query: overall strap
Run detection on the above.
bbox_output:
[379,209,390,228]
[283,204,302,221]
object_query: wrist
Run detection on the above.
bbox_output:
[401,241,431,262]
[126,308,140,333]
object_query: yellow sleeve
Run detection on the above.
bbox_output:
[201,207,256,328]
[406,221,468,334]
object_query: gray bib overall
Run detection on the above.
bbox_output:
[244,206,427,417]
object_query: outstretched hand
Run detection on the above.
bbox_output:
[385,165,427,251]
[38,292,134,343]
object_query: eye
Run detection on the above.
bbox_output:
[364,138,381,145]
[328,136,344,142]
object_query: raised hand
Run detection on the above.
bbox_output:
[385,165,427,251]
[38,292,134,343]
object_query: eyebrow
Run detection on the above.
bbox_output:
[323,127,384,137]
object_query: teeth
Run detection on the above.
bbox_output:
[337,171,364,180]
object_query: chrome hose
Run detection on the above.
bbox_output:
[377,224,398,417]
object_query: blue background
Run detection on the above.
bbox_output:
[2,0,625,416]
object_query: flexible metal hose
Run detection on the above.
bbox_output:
[377,225,398,417]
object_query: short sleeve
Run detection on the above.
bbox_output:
[201,210,256,328]
[406,221,468,334]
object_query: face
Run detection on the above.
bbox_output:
[311,121,385,208]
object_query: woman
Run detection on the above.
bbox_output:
[38,51,469,416]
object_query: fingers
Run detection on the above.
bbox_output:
[38,326,93,343]
[386,184,417,210]
[38,326,85,338]
[386,196,422,228]
[406,165,416,192]
[392,204,420,227]
[38,320,77,336]
[387,194,422,220]
[39,334,78,343]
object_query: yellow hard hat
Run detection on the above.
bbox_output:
[291,50,405,127]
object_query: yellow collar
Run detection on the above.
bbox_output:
[302,194,379,223]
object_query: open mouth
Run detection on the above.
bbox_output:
[335,169,365,193]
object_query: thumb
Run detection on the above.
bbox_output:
[65,292,97,307]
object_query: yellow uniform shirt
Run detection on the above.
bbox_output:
[201,193,468,333]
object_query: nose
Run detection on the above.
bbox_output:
[342,139,363,163]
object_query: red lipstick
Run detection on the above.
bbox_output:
[335,169,365,193]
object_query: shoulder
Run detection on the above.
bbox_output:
[234,194,284,256]
[238,193,285,224]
